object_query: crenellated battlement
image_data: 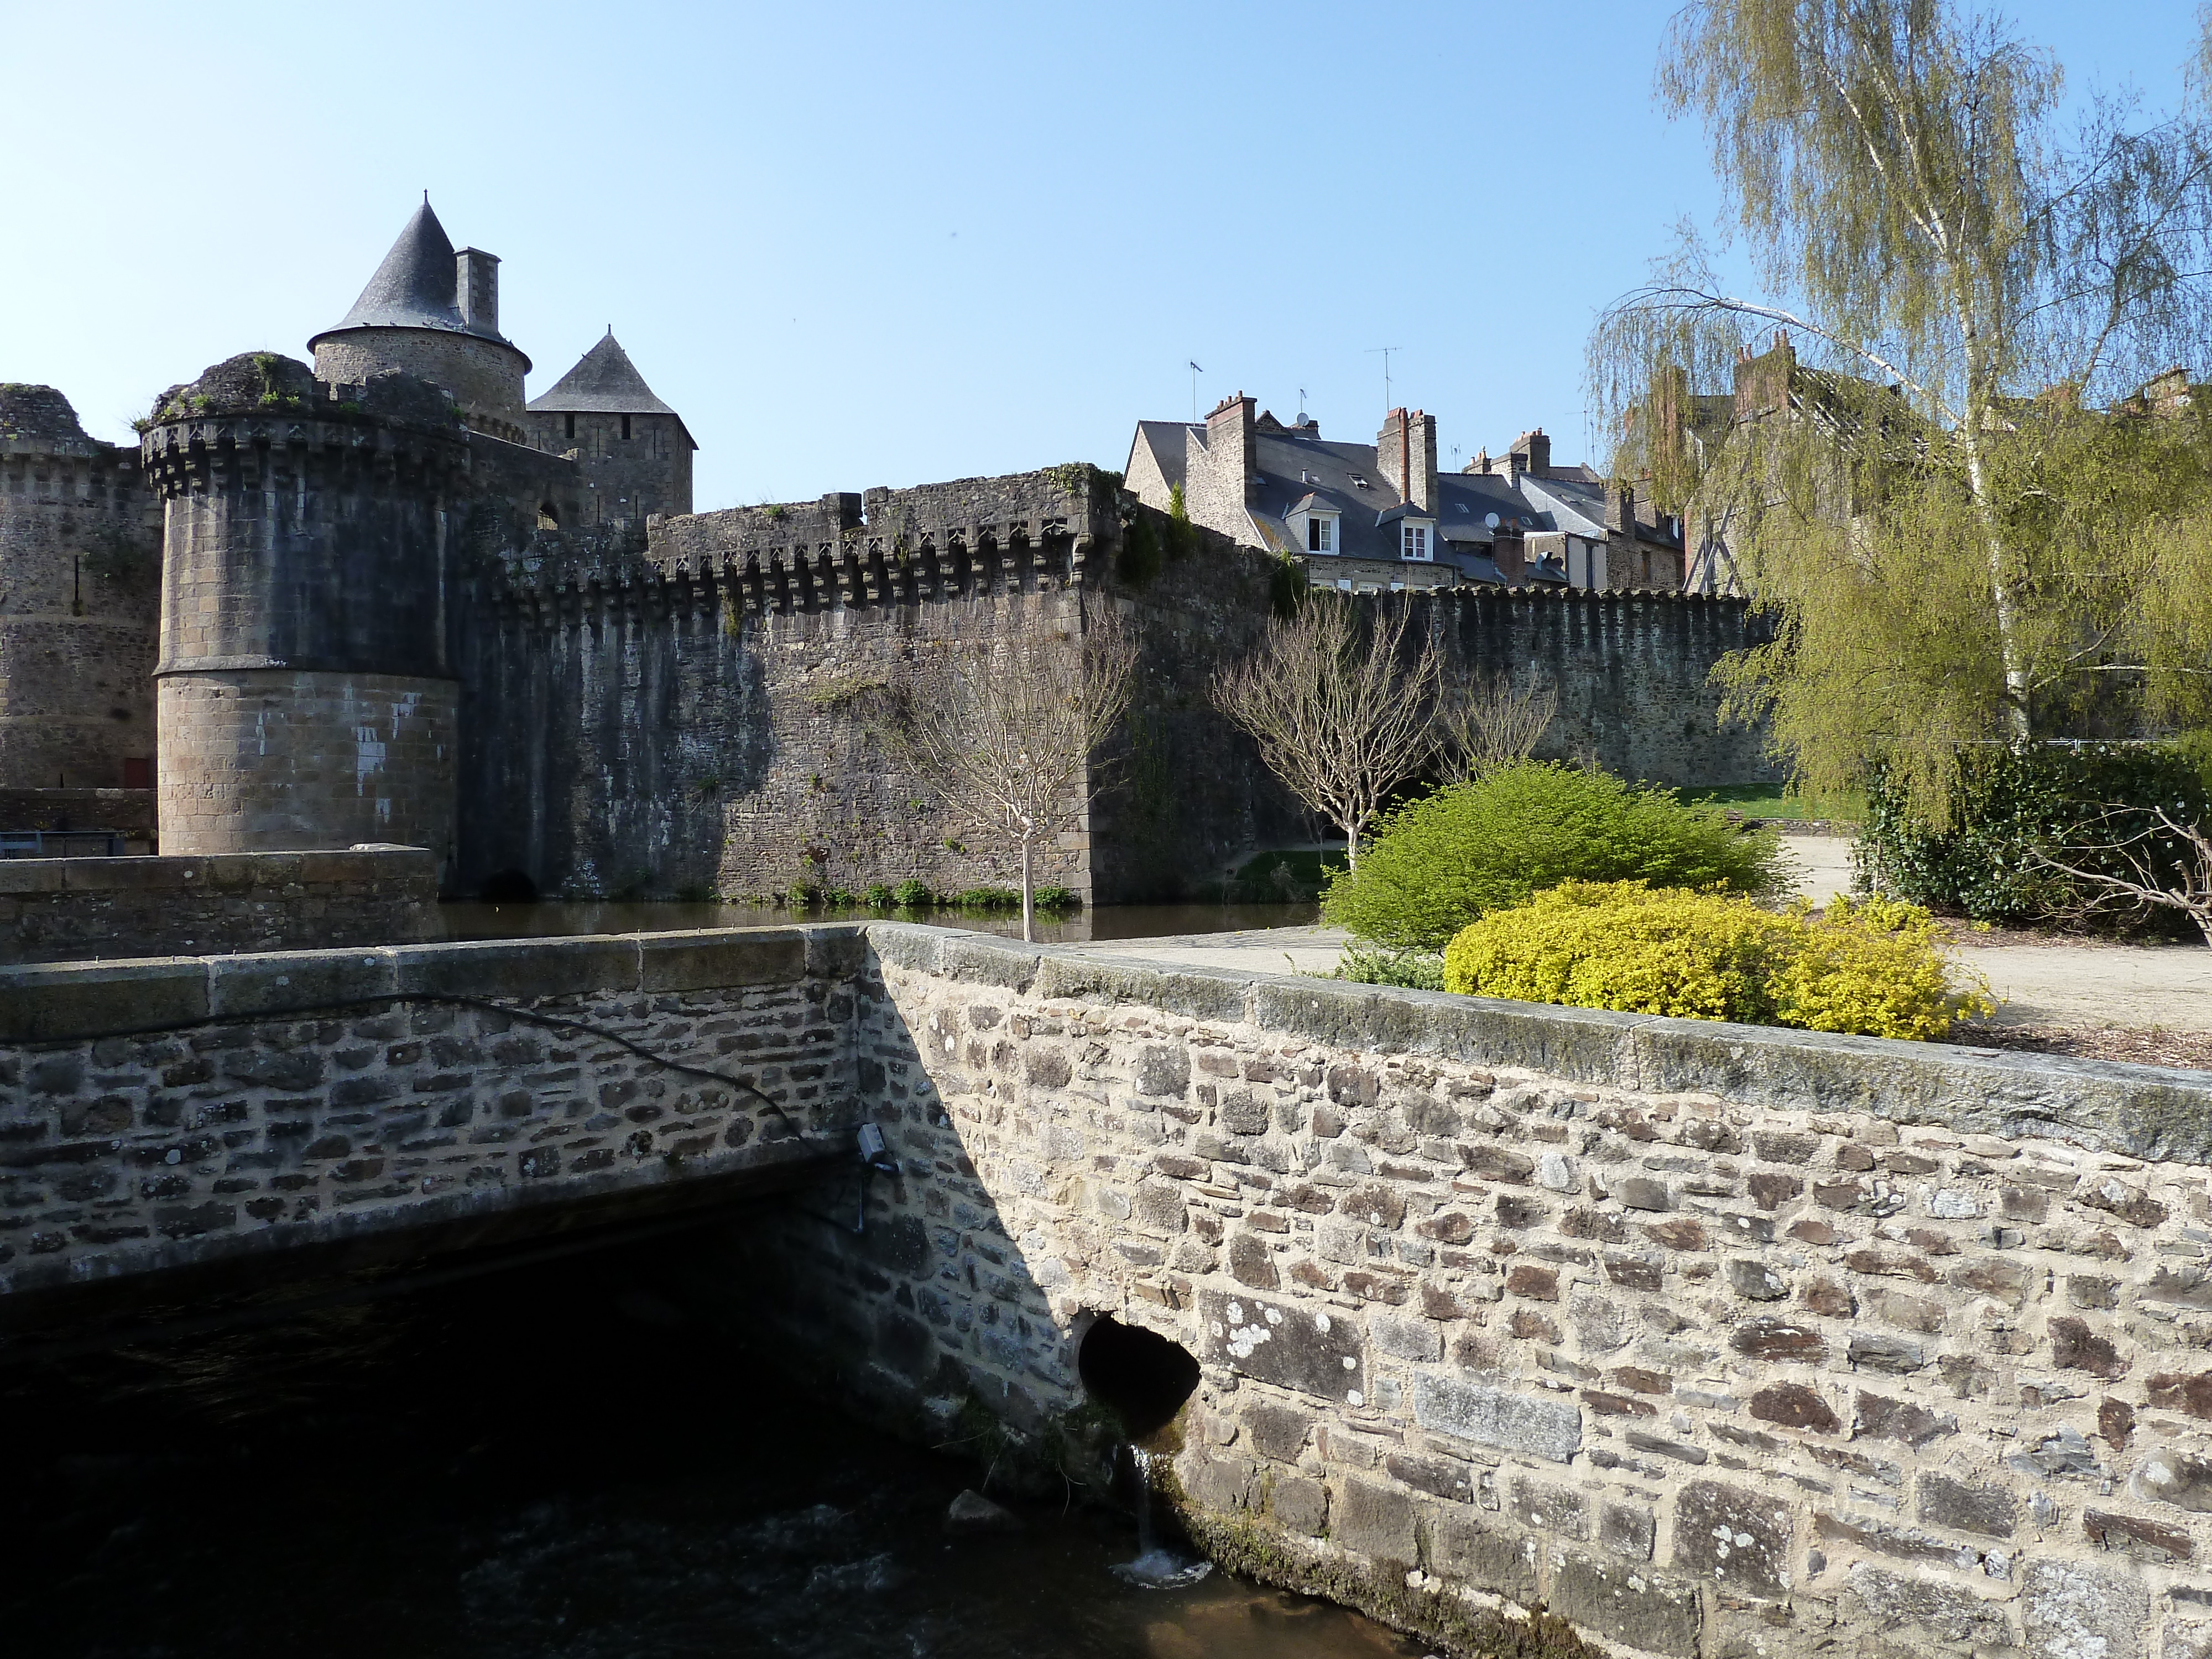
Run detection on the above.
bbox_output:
[139,410,473,497]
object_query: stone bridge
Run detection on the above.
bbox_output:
[8,921,2212,1659]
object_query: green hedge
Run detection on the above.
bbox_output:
[1859,742,2209,936]
[1321,763,1784,950]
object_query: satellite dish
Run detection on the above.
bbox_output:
[1484,513,1500,529]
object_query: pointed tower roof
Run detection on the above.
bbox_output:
[527,332,695,446]
[309,199,521,353]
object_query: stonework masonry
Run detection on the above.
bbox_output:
[734,925,2212,1659]
[0,926,858,1303]
[156,671,458,858]
[0,392,161,791]
[457,485,1778,905]
[10,923,2212,1657]
[0,847,436,964]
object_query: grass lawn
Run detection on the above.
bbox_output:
[1682,783,1864,824]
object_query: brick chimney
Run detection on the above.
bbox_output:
[457,248,500,335]
[1206,391,1256,509]
[1605,482,1635,533]
[1376,408,1438,512]
[1509,429,1551,477]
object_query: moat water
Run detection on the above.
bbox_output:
[0,1235,1418,1659]
[436,900,1321,945]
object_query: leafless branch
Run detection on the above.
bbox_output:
[897,602,1139,940]
[1211,596,1441,869]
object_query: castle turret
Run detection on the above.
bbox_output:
[143,354,468,865]
[0,385,160,791]
[525,332,695,524]
[307,200,532,441]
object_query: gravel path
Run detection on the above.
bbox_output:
[1082,829,2212,1041]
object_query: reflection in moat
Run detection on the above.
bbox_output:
[435,899,1321,946]
[0,1233,1421,1658]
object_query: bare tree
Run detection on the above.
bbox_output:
[1438,672,1558,781]
[1211,596,1441,871]
[2032,808,2212,946]
[899,602,1139,942]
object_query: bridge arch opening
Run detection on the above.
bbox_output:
[480,867,539,903]
[1077,1314,1199,1439]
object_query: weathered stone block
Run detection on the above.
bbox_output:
[1412,1374,1580,1463]
[1917,1472,2017,1538]
[1270,1474,1327,1535]
[2023,1558,2148,1659]
[1549,1553,1699,1658]
[1417,1510,1528,1598]
[1333,1478,1417,1563]
[1509,1476,1588,1541]
[1673,1479,1793,1598]
[1201,1289,1364,1404]
[1750,1381,1840,1433]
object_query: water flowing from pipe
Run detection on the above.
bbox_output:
[1108,1444,1211,1589]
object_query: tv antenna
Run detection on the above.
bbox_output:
[1187,361,1204,421]
[1366,346,1402,412]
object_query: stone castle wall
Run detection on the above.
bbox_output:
[729,924,2212,1659]
[0,847,436,963]
[0,425,161,792]
[455,479,1777,904]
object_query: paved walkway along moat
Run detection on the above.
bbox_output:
[7,922,2212,1659]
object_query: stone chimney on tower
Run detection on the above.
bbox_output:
[456,248,500,335]
[1376,408,1437,511]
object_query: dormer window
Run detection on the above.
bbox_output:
[1308,516,1333,552]
[1402,523,1430,560]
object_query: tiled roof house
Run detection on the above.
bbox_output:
[1125,395,1686,592]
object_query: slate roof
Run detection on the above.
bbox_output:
[525,333,695,451]
[310,201,525,361]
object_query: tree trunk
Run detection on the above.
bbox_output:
[1957,415,2033,742]
[1341,818,1360,872]
[1020,835,1034,943]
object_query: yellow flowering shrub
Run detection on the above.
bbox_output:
[1441,882,1994,1039]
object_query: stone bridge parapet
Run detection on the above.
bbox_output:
[0,926,864,1306]
[726,923,2212,1659]
[12,919,2212,1659]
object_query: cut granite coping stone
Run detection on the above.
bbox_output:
[0,926,858,1044]
[2,921,2208,1166]
[859,922,2212,1165]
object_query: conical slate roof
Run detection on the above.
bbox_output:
[528,332,695,446]
[311,200,517,348]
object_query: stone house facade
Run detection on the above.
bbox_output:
[1126,397,1688,594]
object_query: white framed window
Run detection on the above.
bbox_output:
[1402,523,1431,560]
[1308,515,1334,552]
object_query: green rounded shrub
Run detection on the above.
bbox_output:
[1322,763,1784,950]
[1441,881,1990,1039]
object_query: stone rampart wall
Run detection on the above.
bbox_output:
[0,847,439,963]
[0,926,860,1301]
[458,481,1777,904]
[757,924,2212,1659]
[0,439,161,790]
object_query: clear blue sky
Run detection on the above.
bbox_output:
[3,1,2203,509]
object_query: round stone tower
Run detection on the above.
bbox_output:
[143,354,468,864]
[0,385,160,791]
[307,199,532,442]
